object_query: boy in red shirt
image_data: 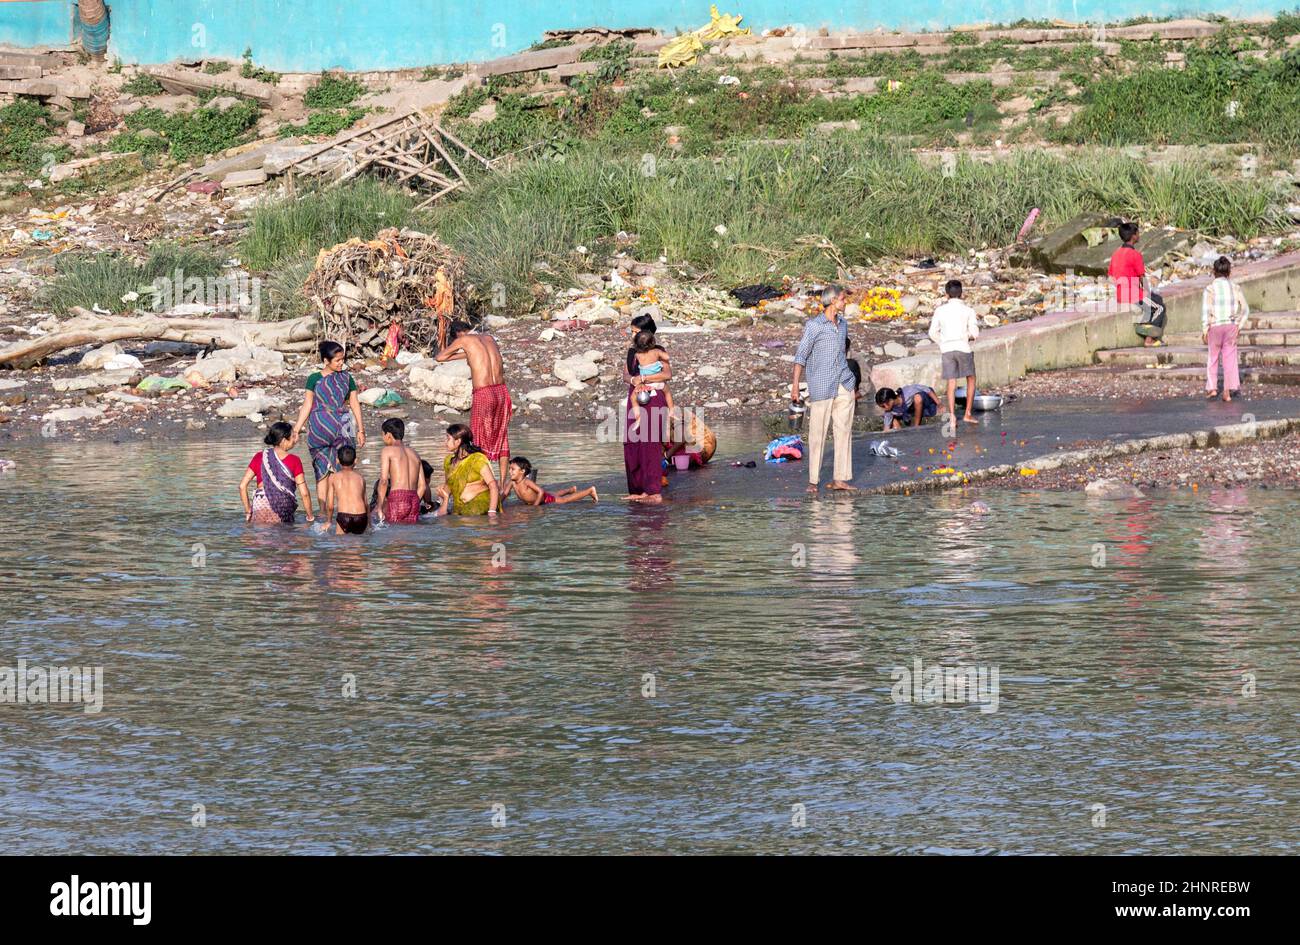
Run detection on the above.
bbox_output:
[1108,221,1165,347]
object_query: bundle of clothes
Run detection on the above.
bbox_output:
[764,435,804,464]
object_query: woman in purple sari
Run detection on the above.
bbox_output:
[622,313,672,504]
[239,422,316,524]
[292,341,366,514]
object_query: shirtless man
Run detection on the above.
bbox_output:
[436,320,512,496]
[376,417,427,524]
[329,445,369,534]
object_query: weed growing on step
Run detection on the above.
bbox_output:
[202,61,232,75]
[121,73,165,96]
[304,73,365,109]
[240,48,281,84]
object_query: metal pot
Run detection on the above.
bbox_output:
[972,393,1003,411]
[635,389,653,406]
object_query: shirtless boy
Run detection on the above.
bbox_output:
[377,417,427,524]
[330,445,369,534]
[436,320,512,495]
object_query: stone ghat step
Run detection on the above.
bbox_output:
[1101,364,1300,384]
[1096,345,1300,366]
[1246,310,1300,329]
[1165,327,1300,346]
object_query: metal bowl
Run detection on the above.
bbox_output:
[972,393,1003,411]
[635,389,653,406]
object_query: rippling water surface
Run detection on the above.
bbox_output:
[0,427,1295,854]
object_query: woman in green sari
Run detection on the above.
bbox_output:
[434,423,500,517]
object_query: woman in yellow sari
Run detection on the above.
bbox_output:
[434,423,500,517]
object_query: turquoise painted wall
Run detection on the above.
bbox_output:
[0,1,72,48]
[2,1,1297,71]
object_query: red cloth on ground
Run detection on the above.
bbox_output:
[1108,245,1145,305]
[248,451,303,485]
[471,383,513,461]
[772,445,803,461]
[384,488,420,523]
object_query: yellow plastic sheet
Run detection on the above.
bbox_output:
[658,6,751,68]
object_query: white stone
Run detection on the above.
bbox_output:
[103,353,144,371]
[358,387,395,406]
[883,341,910,359]
[525,386,571,402]
[51,369,137,392]
[217,393,282,419]
[79,342,124,369]
[697,364,727,378]
[408,362,473,411]
[0,379,26,390]
[43,405,105,422]
[553,355,599,385]
[1084,478,1144,500]
[484,314,510,329]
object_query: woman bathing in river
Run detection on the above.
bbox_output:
[292,341,366,517]
[239,422,315,525]
[433,424,500,517]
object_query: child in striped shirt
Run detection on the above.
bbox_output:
[1202,256,1250,403]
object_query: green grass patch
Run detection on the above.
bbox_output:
[238,178,428,271]
[110,100,262,162]
[121,73,165,96]
[279,107,368,138]
[1053,49,1300,157]
[0,98,64,174]
[203,61,232,75]
[421,138,1287,311]
[304,73,366,109]
[39,243,226,315]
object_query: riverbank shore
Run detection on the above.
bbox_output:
[974,427,1300,492]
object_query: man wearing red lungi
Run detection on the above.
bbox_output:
[436,321,512,508]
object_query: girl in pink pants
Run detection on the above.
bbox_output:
[1201,257,1249,403]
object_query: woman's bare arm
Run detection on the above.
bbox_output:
[239,469,255,520]
[293,390,314,436]
[348,390,365,448]
[296,474,315,521]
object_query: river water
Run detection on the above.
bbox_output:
[0,425,1295,854]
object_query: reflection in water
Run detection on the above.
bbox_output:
[0,436,1296,854]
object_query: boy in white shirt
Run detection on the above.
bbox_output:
[927,279,981,426]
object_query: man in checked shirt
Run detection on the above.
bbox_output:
[791,285,859,495]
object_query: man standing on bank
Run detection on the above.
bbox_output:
[791,285,859,495]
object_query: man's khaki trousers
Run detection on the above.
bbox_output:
[806,386,855,485]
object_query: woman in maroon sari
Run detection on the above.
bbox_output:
[622,314,672,503]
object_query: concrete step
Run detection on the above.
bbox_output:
[1165,328,1300,346]
[1246,310,1300,329]
[1095,345,1300,367]
[1096,364,1300,384]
